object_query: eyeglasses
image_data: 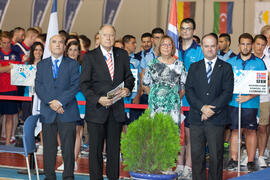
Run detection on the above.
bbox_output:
[180,27,193,31]
[161,43,172,48]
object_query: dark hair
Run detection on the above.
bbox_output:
[151,27,164,35]
[122,35,135,47]
[201,33,218,45]
[158,35,176,57]
[59,30,69,42]
[219,33,231,45]
[79,34,91,49]
[65,41,82,64]
[36,33,46,44]
[238,33,253,44]
[11,27,24,37]
[29,42,44,65]
[193,35,200,44]
[180,18,196,30]
[66,34,79,45]
[1,31,12,40]
[253,34,267,44]
[141,32,152,40]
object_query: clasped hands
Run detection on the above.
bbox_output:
[201,105,216,121]
[49,99,64,114]
[98,88,130,107]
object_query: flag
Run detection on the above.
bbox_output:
[0,0,10,28]
[102,0,123,25]
[33,0,59,136]
[31,0,50,27]
[254,2,270,34]
[43,0,58,59]
[213,2,234,34]
[177,1,196,32]
[168,0,179,58]
[63,0,82,33]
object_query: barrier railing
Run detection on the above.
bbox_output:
[0,95,189,111]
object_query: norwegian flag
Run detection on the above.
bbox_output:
[257,72,267,80]
[167,0,179,59]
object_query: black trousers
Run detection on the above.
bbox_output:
[87,110,123,180]
[42,116,76,180]
[190,122,225,180]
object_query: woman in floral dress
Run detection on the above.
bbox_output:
[143,35,187,124]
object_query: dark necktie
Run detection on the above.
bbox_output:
[207,61,213,84]
[53,59,59,79]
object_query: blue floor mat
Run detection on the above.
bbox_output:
[229,167,270,180]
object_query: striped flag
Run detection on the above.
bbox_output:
[177,1,196,32]
[168,0,179,58]
[213,1,234,34]
[43,0,59,59]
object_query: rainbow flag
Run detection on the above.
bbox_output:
[213,1,234,34]
[177,1,196,32]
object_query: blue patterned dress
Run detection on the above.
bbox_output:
[143,58,186,123]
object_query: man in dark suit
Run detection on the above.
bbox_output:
[185,34,234,180]
[35,34,80,180]
[80,25,135,180]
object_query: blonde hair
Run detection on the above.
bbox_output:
[260,25,270,35]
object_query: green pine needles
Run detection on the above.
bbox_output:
[121,109,180,174]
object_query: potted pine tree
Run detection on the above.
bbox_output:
[121,109,180,179]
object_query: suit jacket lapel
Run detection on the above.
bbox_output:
[199,60,208,85]
[113,47,120,83]
[97,47,113,81]
[55,57,66,82]
[209,59,222,86]
[47,57,54,83]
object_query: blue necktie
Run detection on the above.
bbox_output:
[53,59,59,79]
[206,61,213,84]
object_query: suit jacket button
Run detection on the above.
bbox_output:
[206,93,209,96]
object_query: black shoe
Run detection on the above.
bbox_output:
[247,162,256,172]
[226,159,238,171]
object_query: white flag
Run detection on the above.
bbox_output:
[254,2,270,34]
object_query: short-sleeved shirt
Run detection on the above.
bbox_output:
[218,49,236,61]
[124,53,141,112]
[12,41,30,61]
[260,54,270,103]
[178,40,204,107]
[227,54,266,109]
[0,48,21,92]
[140,47,157,70]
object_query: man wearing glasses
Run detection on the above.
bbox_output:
[176,18,204,179]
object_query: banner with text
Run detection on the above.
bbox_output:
[102,0,123,25]
[11,64,37,87]
[233,70,268,94]
[31,0,50,27]
[63,0,82,33]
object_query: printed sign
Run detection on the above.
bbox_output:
[10,64,37,86]
[233,70,268,94]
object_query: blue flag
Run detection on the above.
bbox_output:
[63,0,82,33]
[31,0,50,27]
[102,0,123,25]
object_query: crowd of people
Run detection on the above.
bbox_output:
[0,18,270,180]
